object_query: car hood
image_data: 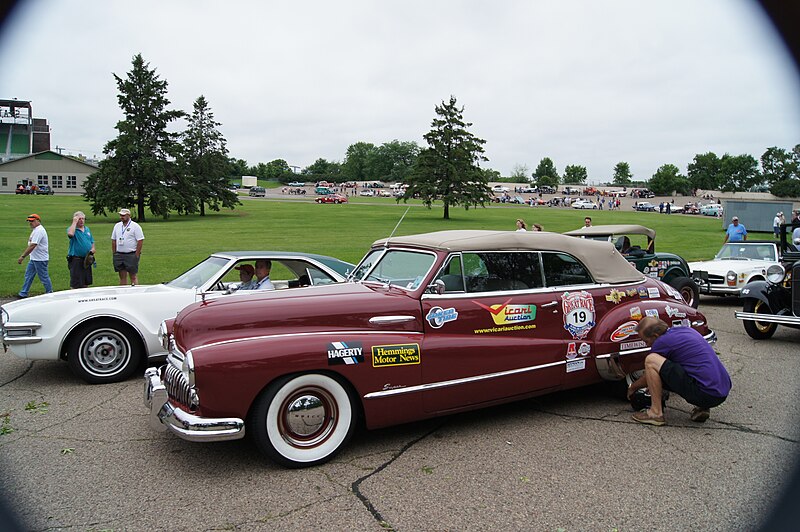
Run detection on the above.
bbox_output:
[2,283,187,314]
[173,282,423,351]
[688,259,775,274]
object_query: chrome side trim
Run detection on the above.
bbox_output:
[364,359,566,399]
[2,321,43,345]
[191,330,424,352]
[735,311,800,326]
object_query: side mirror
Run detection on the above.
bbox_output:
[428,279,446,295]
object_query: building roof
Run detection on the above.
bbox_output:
[0,150,99,169]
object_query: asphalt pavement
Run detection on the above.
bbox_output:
[1,295,799,531]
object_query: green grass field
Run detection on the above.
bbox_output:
[0,194,739,297]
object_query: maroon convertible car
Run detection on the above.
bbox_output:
[145,230,714,467]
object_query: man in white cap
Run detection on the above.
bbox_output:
[17,213,53,298]
[773,211,784,239]
[723,216,747,244]
[111,208,145,285]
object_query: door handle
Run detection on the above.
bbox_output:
[541,301,558,308]
[369,315,416,325]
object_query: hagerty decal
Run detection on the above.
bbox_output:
[372,344,421,367]
[327,341,364,365]
[426,306,458,328]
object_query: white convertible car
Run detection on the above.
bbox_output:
[689,241,781,297]
[1,251,353,384]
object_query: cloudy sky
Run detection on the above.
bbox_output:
[1,0,798,182]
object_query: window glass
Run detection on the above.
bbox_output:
[361,249,436,290]
[462,252,543,292]
[541,252,593,287]
[434,254,466,292]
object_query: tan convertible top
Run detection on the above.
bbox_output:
[563,224,656,239]
[374,230,645,284]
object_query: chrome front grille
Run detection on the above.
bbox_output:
[706,274,725,286]
[163,363,193,410]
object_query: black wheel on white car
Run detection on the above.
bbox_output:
[669,277,700,309]
[249,373,356,468]
[742,298,778,340]
[67,319,143,384]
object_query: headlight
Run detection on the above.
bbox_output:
[182,350,195,387]
[726,270,737,286]
[766,264,785,284]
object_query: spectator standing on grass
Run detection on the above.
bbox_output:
[583,216,592,228]
[723,216,747,243]
[66,211,95,289]
[773,212,785,238]
[111,208,145,286]
[515,219,528,231]
[17,213,53,298]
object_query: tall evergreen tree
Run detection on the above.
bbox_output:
[83,54,185,221]
[403,96,490,219]
[180,95,239,216]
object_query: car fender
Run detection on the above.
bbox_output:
[740,279,773,306]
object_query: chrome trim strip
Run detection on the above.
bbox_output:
[369,315,416,325]
[191,330,424,352]
[735,311,800,326]
[364,359,566,399]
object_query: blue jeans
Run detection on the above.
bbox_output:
[19,260,53,297]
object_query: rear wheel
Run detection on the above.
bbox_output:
[249,373,356,468]
[742,298,778,340]
[669,277,700,309]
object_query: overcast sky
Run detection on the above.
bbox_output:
[1,0,799,182]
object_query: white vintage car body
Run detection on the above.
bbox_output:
[1,251,352,383]
[689,241,780,296]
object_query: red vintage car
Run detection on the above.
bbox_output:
[145,230,714,467]
[314,193,348,204]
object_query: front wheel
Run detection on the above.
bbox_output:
[67,319,143,384]
[669,277,700,309]
[249,373,356,468]
[742,298,778,340]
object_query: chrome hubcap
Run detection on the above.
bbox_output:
[280,388,337,448]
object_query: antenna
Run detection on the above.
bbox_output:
[385,206,411,247]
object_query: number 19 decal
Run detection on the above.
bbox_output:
[561,291,596,340]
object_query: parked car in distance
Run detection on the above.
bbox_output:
[700,203,723,216]
[379,190,392,197]
[249,186,266,197]
[520,186,538,193]
[735,224,800,339]
[287,181,305,187]
[690,241,781,297]
[144,230,713,467]
[564,224,700,307]
[683,202,701,215]
[0,252,354,384]
[492,185,510,193]
[562,186,582,195]
[571,199,597,209]
[538,185,556,194]
[633,201,656,212]
[359,189,375,196]
[315,193,348,204]
[35,185,54,195]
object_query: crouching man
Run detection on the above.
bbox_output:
[628,317,731,426]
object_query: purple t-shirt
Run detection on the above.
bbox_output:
[652,327,731,398]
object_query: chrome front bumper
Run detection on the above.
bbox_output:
[143,367,245,442]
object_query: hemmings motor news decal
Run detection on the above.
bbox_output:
[372,344,421,367]
[327,341,364,365]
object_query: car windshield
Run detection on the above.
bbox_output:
[166,256,229,289]
[714,243,776,261]
[353,249,437,290]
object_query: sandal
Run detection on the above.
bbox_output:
[632,409,666,426]
[690,407,710,422]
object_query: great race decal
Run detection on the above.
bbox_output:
[327,341,364,365]
[472,299,537,333]
[561,291,595,340]
[426,306,458,328]
[372,344,421,367]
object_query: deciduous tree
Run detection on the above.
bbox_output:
[402,96,491,219]
[563,164,588,184]
[612,162,633,186]
[648,164,690,195]
[532,158,560,187]
[687,152,722,191]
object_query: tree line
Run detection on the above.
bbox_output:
[85,54,799,222]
